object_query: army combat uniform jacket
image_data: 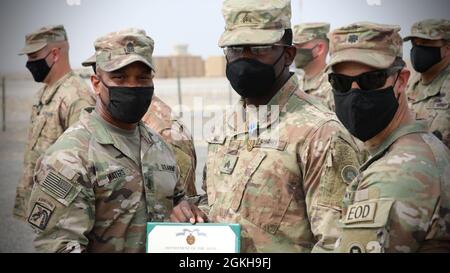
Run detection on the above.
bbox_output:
[335,122,450,253]
[26,108,183,253]
[407,64,450,149]
[298,68,335,111]
[142,95,197,196]
[14,71,95,219]
[201,75,362,253]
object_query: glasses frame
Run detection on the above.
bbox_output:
[329,65,404,93]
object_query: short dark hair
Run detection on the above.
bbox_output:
[280,29,293,46]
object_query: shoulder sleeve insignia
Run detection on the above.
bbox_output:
[41,171,73,200]
[28,202,54,231]
[341,165,359,184]
[343,201,377,224]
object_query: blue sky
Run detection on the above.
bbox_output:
[0,0,449,73]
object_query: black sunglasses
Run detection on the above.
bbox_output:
[329,66,403,93]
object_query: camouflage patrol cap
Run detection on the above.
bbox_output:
[293,22,330,44]
[403,19,450,42]
[218,0,292,47]
[328,22,403,69]
[82,28,155,72]
[19,25,67,55]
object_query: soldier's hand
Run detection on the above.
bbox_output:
[170,200,207,224]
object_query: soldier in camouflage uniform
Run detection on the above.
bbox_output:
[26,28,189,253]
[82,56,198,196]
[171,0,363,253]
[293,23,335,111]
[325,22,450,253]
[404,19,450,149]
[293,23,369,162]
[142,98,197,196]
[14,25,95,220]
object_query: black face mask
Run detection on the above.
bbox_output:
[99,78,154,124]
[333,75,400,142]
[410,45,442,73]
[226,51,285,98]
[26,52,54,82]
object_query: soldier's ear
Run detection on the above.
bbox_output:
[316,41,328,56]
[443,42,450,58]
[51,47,60,63]
[396,68,410,96]
[91,75,101,96]
[284,46,296,66]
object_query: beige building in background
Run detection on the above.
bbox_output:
[153,44,204,78]
[205,56,226,77]
[152,44,226,79]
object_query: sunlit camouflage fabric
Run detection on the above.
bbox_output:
[18,25,67,55]
[296,68,335,111]
[296,70,370,162]
[142,96,197,196]
[406,64,450,149]
[91,28,155,72]
[200,75,363,253]
[328,22,403,69]
[14,71,95,220]
[218,0,292,47]
[26,108,183,253]
[293,23,330,45]
[404,19,450,149]
[403,19,450,42]
[333,122,450,253]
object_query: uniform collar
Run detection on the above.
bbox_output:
[361,121,429,171]
[80,107,155,148]
[408,63,450,103]
[39,71,74,105]
[303,68,327,92]
[225,73,299,137]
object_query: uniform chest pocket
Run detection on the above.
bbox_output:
[40,112,61,140]
[144,162,178,220]
[231,151,299,235]
[30,116,47,150]
[148,163,178,199]
[30,112,61,150]
[93,166,142,212]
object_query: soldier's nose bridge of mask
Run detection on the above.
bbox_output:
[294,40,318,50]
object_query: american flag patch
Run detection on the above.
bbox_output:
[42,171,73,199]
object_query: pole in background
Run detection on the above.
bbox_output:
[2,76,5,132]
[172,58,183,118]
[177,71,183,118]
[228,83,233,106]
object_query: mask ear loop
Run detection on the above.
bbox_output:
[95,75,111,108]
[46,48,61,70]
[392,68,402,101]
[309,44,320,61]
[272,47,287,80]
